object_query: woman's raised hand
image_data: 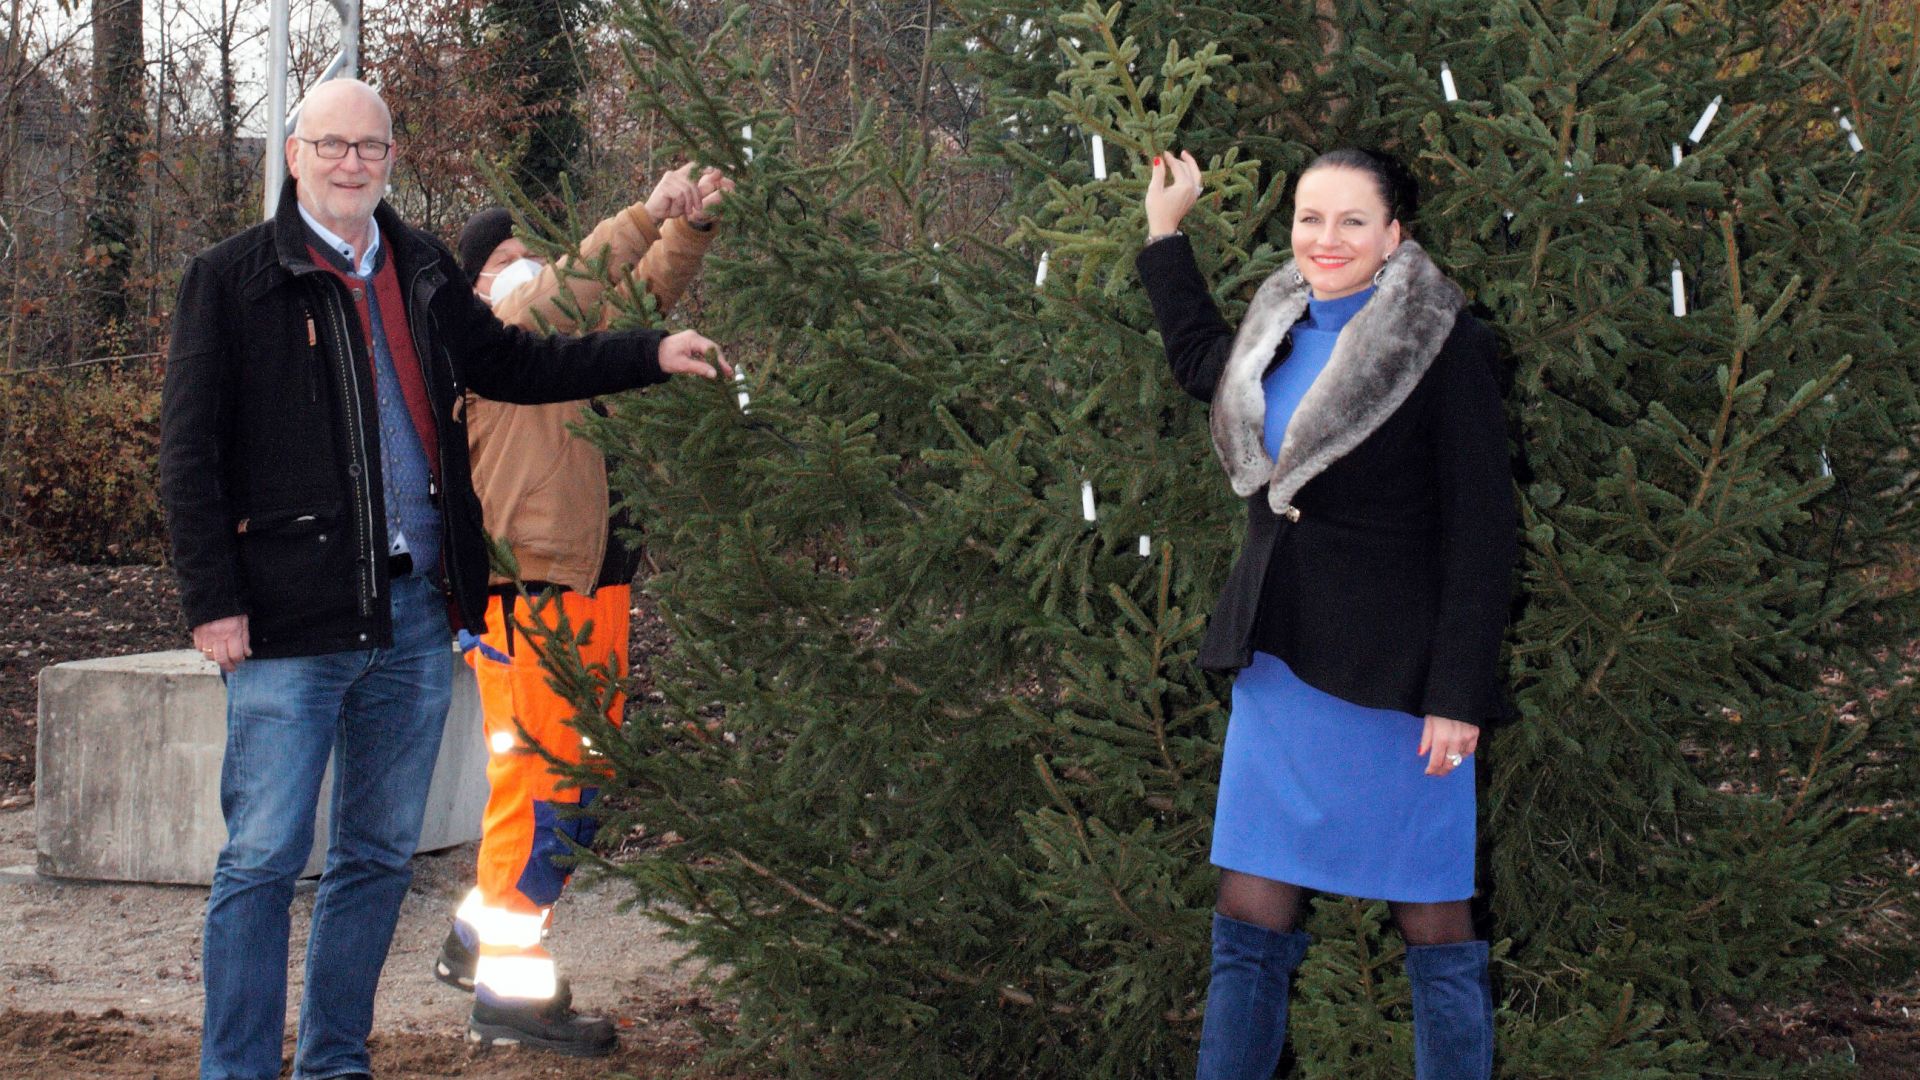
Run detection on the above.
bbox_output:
[1144,150,1204,236]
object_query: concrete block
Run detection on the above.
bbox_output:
[35,649,488,886]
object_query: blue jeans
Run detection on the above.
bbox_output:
[199,575,452,1080]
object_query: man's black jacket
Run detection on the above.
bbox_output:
[158,183,669,658]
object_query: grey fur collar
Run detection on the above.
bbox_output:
[1210,240,1465,517]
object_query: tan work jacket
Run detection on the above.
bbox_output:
[467,205,714,592]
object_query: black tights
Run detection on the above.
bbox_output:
[1215,869,1475,946]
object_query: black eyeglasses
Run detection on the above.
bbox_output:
[296,136,392,161]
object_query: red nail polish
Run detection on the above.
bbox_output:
[1153,156,1161,166]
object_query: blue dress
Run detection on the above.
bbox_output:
[1208,286,1476,903]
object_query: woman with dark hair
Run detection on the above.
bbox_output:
[1137,147,1517,1079]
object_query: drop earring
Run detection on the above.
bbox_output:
[1373,251,1395,288]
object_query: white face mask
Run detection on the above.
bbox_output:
[488,257,543,306]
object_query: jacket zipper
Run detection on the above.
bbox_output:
[319,276,381,610]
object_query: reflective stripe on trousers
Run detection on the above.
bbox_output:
[461,585,629,1000]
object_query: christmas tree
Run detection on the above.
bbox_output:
[513,1,1918,1075]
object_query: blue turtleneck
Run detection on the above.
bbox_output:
[1262,285,1375,458]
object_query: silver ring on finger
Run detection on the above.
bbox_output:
[1446,753,1464,768]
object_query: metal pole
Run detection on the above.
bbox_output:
[331,0,361,78]
[263,0,289,220]
[263,0,362,221]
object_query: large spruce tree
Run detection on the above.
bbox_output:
[520,1,1918,1075]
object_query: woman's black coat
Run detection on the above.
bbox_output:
[1136,235,1518,727]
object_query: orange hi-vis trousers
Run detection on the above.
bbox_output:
[457,584,629,1003]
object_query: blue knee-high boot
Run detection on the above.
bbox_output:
[1195,913,1311,1080]
[1405,940,1494,1080]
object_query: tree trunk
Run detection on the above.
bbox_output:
[209,0,246,239]
[480,0,586,211]
[84,0,148,357]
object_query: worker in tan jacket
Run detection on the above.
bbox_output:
[440,162,731,1056]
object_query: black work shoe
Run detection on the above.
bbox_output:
[434,924,477,990]
[468,992,616,1057]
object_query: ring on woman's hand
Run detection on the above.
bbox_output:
[1446,753,1464,767]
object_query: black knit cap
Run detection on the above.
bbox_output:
[456,207,515,285]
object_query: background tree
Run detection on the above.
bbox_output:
[473,0,598,210]
[528,0,1920,1077]
[79,0,146,356]
[196,0,251,241]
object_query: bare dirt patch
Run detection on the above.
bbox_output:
[0,1004,732,1078]
[0,561,184,802]
[0,803,737,1078]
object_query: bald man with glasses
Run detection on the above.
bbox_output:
[159,78,732,1080]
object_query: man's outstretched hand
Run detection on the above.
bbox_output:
[659,329,732,380]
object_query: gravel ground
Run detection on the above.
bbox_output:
[0,558,735,1077]
[0,807,735,1077]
